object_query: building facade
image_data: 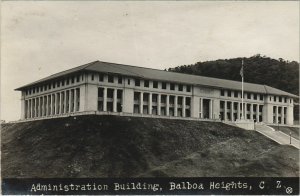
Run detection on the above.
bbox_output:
[16,61,297,125]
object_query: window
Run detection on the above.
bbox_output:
[99,74,104,82]
[220,101,224,109]
[227,90,231,97]
[227,102,231,109]
[254,94,257,100]
[91,74,94,81]
[135,79,140,86]
[128,79,130,85]
[118,76,122,84]
[170,83,175,90]
[221,90,225,96]
[260,94,263,101]
[153,81,158,88]
[186,85,191,92]
[234,91,238,98]
[57,81,60,87]
[72,77,75,83]
[66,79,69,85]
[178,84,183,91]
[76,76,80,82]
[108,75,114,83]
[274,96,277,102]
[162,82,166,89]
[49,84,51,90]
[144,80,149,87]
[284,97,287,103]
[52,83,55,88]
[247,93,251,99]
[37,87,39,93]
[62,80,65,86]
[279,97,282,102]
[247,104,251,111]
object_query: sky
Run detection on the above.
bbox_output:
[1,1,299,121]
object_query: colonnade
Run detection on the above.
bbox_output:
[24,88,80,119]
[97,87,122,112]
[273,105,287,124]
[133,91,191,117]
[221,100,263,122]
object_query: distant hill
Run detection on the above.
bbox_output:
[167,54,299,96]
[2,115,299,178]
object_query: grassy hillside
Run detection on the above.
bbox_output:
[1,115,299,178]
[270,126,299,140]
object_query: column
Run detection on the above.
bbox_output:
[230,102,234,121]
[55,94,58,115]
[69,90,72,113]
[58,92,62,114]
[174,96,178,117]
[158,94,161,115]
[64,91,67,113]
[26,100,28,119]
[103,88,107,111]
[32,98,35,117]
[166,95,170,116]
[209,99,213,119]
[140,92,143,114]
[237,102,241,120]
[281,106,284,124]
[113,88,117,112]
[275,106,278,124]
[73,90,76,112]
[200,98,203,118]
[45,96,47,116]
[182,96,186,117]
[256,104,259,122]
[250,104,254,120]
[35,98,38,117]
[41,97,44,116]
[52,94,55,115]
[148,93,152,115]
[224,101,227,121]
[29,99,32,118]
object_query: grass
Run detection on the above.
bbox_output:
[270,125,299,139]
[1,115,299,178]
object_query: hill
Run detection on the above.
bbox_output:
[167,54,299,120]
[1,115,299,178]
[167,54,299,96]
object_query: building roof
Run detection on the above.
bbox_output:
[16,60,298,98]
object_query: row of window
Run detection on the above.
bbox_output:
[133,92,191,105]
[220,101,263,112]
[270,96,289,103]
[134,79,191,92]
[26,74,82,95]
[220,112,263,122]
[90,73,193,93]
[221,89,264,101]
[272,106,287,115]
[93,73,123,84]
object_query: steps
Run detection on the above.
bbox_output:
[255,124,300,149]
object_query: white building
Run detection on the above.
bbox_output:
[16,61,297,125]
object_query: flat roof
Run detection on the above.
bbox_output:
[15,60,298,98]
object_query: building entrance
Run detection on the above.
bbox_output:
[203,99,210,119]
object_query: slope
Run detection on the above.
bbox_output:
[1,115,299,178]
